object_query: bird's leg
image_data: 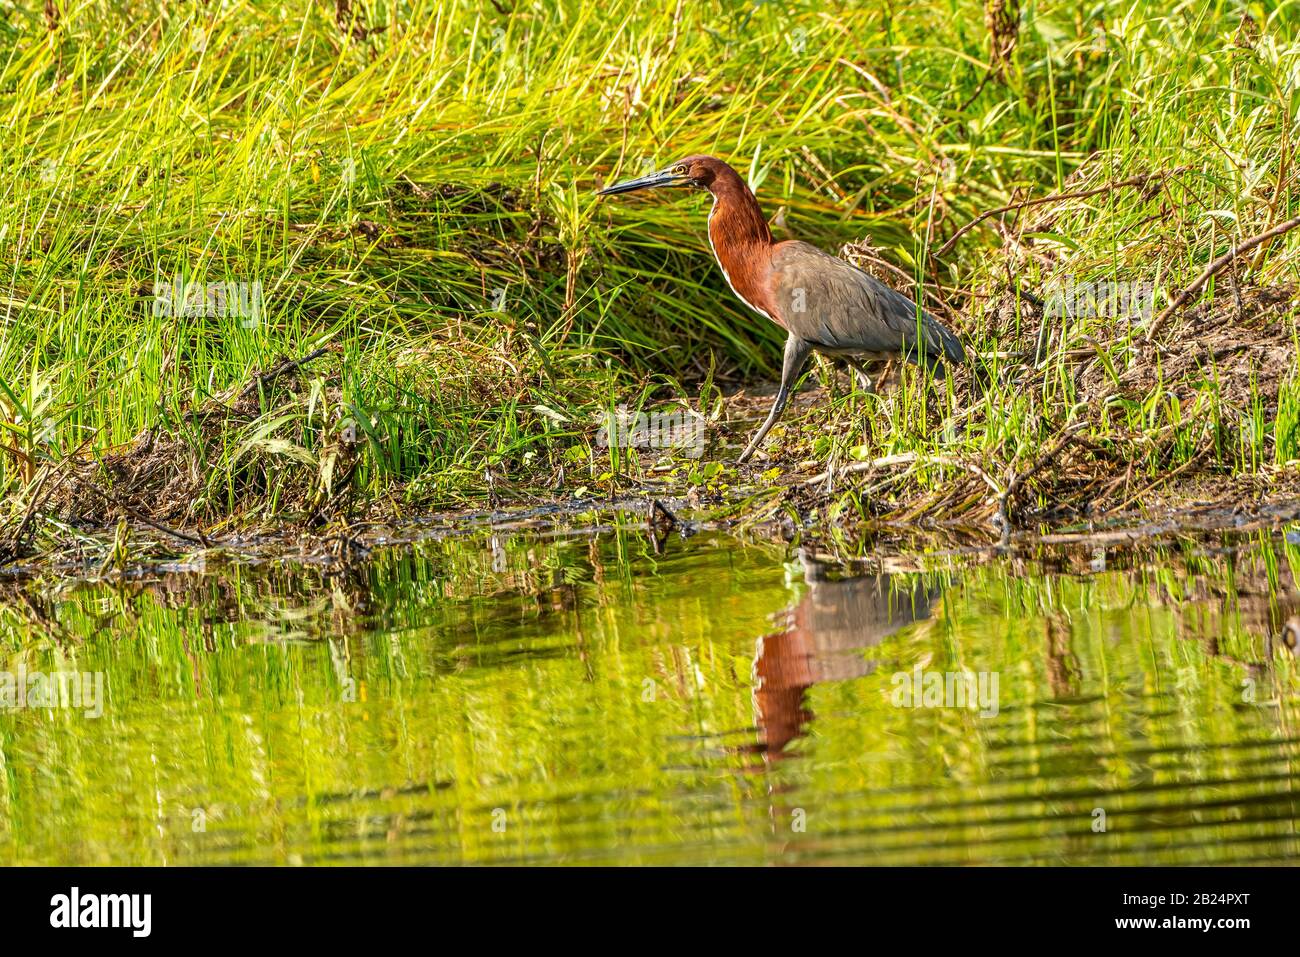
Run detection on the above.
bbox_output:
[842,357,876,449]
[843,357,875,394]
[739,335,813,463]
[879,359,899,391]
[816,354,839,400]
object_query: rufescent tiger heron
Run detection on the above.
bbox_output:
[597,155,966,462]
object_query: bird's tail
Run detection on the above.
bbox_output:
[912,312,966,378]
[927,314,966,366]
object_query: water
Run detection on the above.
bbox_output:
[1,524,1299,865]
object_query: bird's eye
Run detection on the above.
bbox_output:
[675,165,688,175]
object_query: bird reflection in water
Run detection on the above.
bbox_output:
[748,552,940,766]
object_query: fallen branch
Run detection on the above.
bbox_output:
[803,451,1004,497]
[802,452,918,485]
[0,468,56,566]
[72,473,211,548]
[936,169,1180,259]
[1005,423,1087,507]
[239,347,330,401]
[1102,452,1205,516]
[1145,215,1300,341]
[649,498,679,529]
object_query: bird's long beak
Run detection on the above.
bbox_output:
[597,167,690,196]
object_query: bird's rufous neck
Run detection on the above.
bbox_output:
[706,171,778,320]
[707,170,772,249]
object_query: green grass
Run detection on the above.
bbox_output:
[2,0,1298,533]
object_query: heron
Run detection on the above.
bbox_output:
[598,154,965,462]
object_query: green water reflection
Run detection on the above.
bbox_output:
[1,526,1298,865]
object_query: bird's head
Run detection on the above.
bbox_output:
[597,154,727,197]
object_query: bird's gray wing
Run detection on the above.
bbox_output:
[769,241,964,365]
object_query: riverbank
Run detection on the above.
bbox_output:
[4,239,1297,572]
